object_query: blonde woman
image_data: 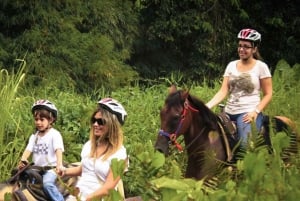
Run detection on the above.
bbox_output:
[61,98,128,201]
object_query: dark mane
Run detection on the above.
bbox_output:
[187,93,220,131]
[167,89,219,130]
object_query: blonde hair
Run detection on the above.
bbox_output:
[89,107,124,160]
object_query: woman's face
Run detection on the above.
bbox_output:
[91,111,108,137]
[238,40,255,60]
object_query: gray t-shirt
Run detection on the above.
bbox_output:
[224,60,271,115]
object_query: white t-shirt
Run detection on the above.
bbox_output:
[224,60,271,114]
[76,140,127,199]
[25,128,64,166]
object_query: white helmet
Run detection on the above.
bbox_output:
[237,28,261,44]
[32,99,58,119]
[98,98,127,125]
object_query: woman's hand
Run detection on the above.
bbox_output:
[243,111,258,123]
[57,166,66,177]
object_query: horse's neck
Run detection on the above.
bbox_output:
[183,117,207,150]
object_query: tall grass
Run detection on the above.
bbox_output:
[270,60,300,128]
[0,60,26,144]
[0,60,26,179]
[0,59,299,200]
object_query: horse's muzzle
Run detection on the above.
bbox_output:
[154,135,169,156]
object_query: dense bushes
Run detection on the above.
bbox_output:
[0,60,299,200]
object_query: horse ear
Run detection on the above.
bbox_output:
[182,90,189,100]
[169,84,177,94]
[181,86,190,99]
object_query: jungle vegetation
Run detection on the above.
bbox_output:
[0,0,300,200]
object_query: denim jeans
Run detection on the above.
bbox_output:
[43,169,64,201]
[227,112,264,147]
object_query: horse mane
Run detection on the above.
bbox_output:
[166,88,219,130]
[186,92,220,131]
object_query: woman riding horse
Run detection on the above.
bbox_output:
[155,85,298,180]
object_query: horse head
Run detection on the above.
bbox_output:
[155,85,230,180]
[155,85,202,156]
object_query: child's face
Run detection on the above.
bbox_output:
[34,115,51,131]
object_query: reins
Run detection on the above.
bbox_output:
[158,98,199,151]
[5,162,34,184]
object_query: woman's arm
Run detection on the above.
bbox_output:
[257,77,272,112]
[62,165,82,177]
[206,77,229,109]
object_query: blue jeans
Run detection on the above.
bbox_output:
[43,170,64,201]
[227,112,264,147]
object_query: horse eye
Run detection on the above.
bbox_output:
[172,114,181,122]
[175,113,181,118]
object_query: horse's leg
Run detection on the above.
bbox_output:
[261,115,273,151]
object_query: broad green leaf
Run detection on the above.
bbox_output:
[150,151,165,169]
[151,177,190,190]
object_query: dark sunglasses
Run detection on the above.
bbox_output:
[91,117,106,126]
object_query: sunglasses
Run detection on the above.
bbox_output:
[91,117,106,126]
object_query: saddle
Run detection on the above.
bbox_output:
[8,164,78,201]
[216,105,273,162]
[216,104,238,162]
[217,111,237,138]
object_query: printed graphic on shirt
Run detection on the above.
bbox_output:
[33,143,49,155]
[228,73,254,104]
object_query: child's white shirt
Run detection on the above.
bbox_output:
[25,127,64,166]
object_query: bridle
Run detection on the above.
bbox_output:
[158,98,199,151]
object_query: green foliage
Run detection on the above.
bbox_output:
[111,158,126,180]
[0,60,27,179]
[104,158,127,201]
[151,177,206,201]
[150,131,300,201]
[1,0,299,89]
[269,60,300,128]
[1,60,300,200]
[0,0,139,93]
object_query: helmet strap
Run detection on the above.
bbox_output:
[37,126,51,135]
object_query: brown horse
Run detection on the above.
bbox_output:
[154,85,299,180]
